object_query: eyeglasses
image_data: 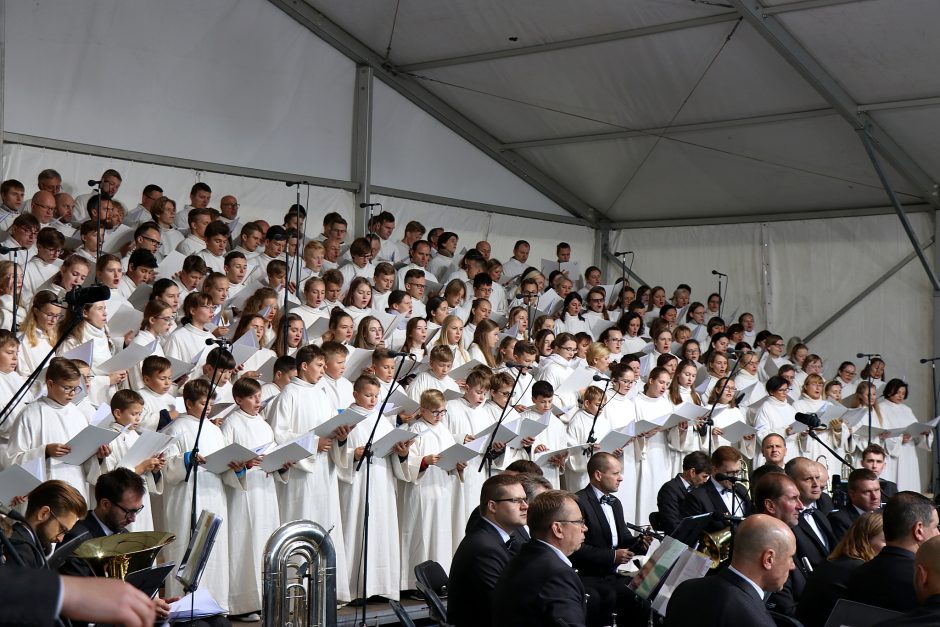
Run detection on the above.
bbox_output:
[139,235,161,246]
[492,497,527,505]
[556,519,587,528]
[113,501,145,519]
[55,381,81,394]
[39,310,63,321]
[33,202,55,212]
[559,345,577,352]
[429,409,447,417]
[48,510,71,538]
[408,283,426,290]
[155,315,175,322]
[607,337,624,343]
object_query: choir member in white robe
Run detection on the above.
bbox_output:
[600,364,641,523]
[733,352,765,412]
[220,378,285,615]
[22,247,61,308]
[443,371,494,544]
[161,380,246,608]
[406,347,461,402]
[17,291,60,383]
[536,338,579,421]
[850,382,901,477]
[792,374,847,476]
[126,299,172,391]
[705,379,756,462]
[91,390,165,533]
[163,293,217,368]
[665,361,707,469]
[752,375,798,466]
[58,301,126,407]
[880,379,932,492]
[2,359,95,502]
[565,387,609,492]
[834,361,859,399]
[137,356,178,433]
[399,390,462,590]
[265,345,355,602]
[321,341,355,410]
[336,378,412,601]
[518,382,568,489]
[634,368,680,528]
[0,331,33,442]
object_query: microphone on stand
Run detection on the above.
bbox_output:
[205,338,232,346]
[285,181,309,187]
[359,202,381,208]
[87,179,102,187]
[711,270,727,277]
[0,245,26,254]
[593,374,611,382]
[794,412,822,429]
[504,361,530,370]
[59,285,110,308]
[714,473,748,484]
[856,353,881,358]
[921,357,940,364]
[613,251,632,256]
[386,350,415,358]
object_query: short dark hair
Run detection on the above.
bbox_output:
[682,451,711,473]
[94,468,145,505]
[528,490,577,538]
[480,474,522,509]
[26,480,87,519]
[753,472,796,514]
[505,459,543,475]
[847,468,879,490]
[531,380,553,400]
[883,491,936,543]
[711,445,742,468]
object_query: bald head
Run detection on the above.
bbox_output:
[915,536,940,602]
[731,514,796,593]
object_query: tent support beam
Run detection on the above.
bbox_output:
[268,0,602,225]
[728,0,940,210]
[610,203,931,230]
[803,236,934,344]
[859,126,940,291]
[0,0,6,167]
[397,0,861,72]
[3,132,360,191]
[369,186,590,227]
[352,65,373,237]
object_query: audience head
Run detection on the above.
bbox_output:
[25,480,87,551]
[847,468,882,513]
[527,490,584,556]
[784,457,823,506]
[754,472,804,526]
[93,468,147,533]
[730,514,796,593]
[479,474,528,534]
[831,512,885,562]
[882,491,939,552]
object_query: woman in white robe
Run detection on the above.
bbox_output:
[601,364,641,523]
[752,375,798,466]
[17,291,60,387]
[705,378,756,462]
[554,293,591,337]
[635,367,680,527]
[880,379,932,492]
[234,314,278,378]
[219,385,285,615]
[163,292,216,368]
[58,300,126,407]
[793,374,848,477]
[834,361,859,399]
[617,312,647,356]
[536,333,579,421]
[399,398,460,591]
[0,261,26,331]
[126,299,173,391]
[434,314,471,368]
[733,351,765,413]
[666,360,707,470]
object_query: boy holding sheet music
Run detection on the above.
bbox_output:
[321,341,354,410]
[400,389,463,591]
[566,385,610,492]
[137,355,180,432]
[337,374,412,602]
[91,389,165,532]
[518,381,568,489]
[406,345,461,401]
[220,377,284,618]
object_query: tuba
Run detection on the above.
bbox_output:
[700,527,732,569]
[263,520,337,627]
[73,531,175,580]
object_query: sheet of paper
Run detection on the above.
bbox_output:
[343,347,374,382]
[260,433,316,473]
[101,224,135,254]
[306,317,330,342]
[718,421,757,443]
[386,389,419,415]
[167,355,197,381]
[97,341,152,374]
[436,442,478,472]
[59,425,121,465]
[229,330,258,367]
[449,359,484,382]
[598,429,632,453]
[168,588,225,621]
[63,339,94,364]
[312,409,369,437]
[371,427,416,458]
[555,366,596,398]
[127,283,153,310]
[121,431,176,470]
[533,445,583,468]
[156,250,186,279]
[202,443,259,474]
[473,420,518,444]
[0,464,43,504]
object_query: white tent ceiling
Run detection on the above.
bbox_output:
[292,0,940,226]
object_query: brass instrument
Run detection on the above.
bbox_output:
[700,527,732,569]
[263,520,337,627]
[73,531,175,580]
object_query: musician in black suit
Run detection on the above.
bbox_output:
[861,443,899,502]
[664,514,797,627]
[493,490,588,627]
[872,535,940,626]
[753,471,808,616]
[828,468,882,541]
[785,458,838,570]
[570,453,651,626]
[1,480,86,569]
[848,491,940,613]
[680,446,752,532]
[64,468,147,544]
[449,475,530,627]
[656,451,711,534]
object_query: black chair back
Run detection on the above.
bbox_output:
[414,559,449,597]
[388,599,418,627]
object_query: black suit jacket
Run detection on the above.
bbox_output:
[794,507,837,568]
[63,510,110,544]
[0,565,61,626]
[817,492,835,514]
[880,478,898,501]
[680,481,752,532]
[795,557,863,627]
[656,475,691,535]
[847,545,918,612]
[6,522,47,569]
[449,517,515,627]
[569,486,643,577]
[492,540,587,627]
[828,506,863,542]
[872,594,940,627]
[664,567,776,627]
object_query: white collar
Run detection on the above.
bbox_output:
[728,566,766,599]
[481,517,512,544]
[91,511,116,536]
[536,539,572,567]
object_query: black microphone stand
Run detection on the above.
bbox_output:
[353,354,412,625]
[0,294,87,431]
[479,365,525,475]
[184,341,228,538]
[91,181,103,275]
[583,378,612,458]
[926,357,940,496]
[715,273,725,320]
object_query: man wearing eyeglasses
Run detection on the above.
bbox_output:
[3,479,86,568]
[449,474,529,627]
[63,468,146,543]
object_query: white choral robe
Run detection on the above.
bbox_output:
[792,396,847,476]
[321,375,354,412]
[0,294,26,332]
[0,369,33,442]
[566,408,610,493]
[138,386,176,434]
[406,372,460,402]
[752,397,798,466]
[444,397,492,544]
[879,400,930,492]
[266,377,352,602]
[537,354,577,421]
[498,366,535,409]
[17,330,55,386]
[93,418,163,532]
[336,404,408,601]
[600,391,640,524]
[220,408,283,614]
[23,257,61,306]
[519,408,567,489]
[709,405,756,462]
[59,324,120,407]
[2,396,92,501]
[399,418,457,590]
[162,413,246,607]
[126,329,166,391]
[634,393,676,528]
[164,324,214,367]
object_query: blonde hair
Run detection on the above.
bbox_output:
[830,511,883,562]
[420,389,445,410]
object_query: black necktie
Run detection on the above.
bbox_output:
[686,485,694,493]
[600,494,616,505]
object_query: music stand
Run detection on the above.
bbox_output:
[823,599,901,627]
[175,509,222,594]
[670,513,713,548]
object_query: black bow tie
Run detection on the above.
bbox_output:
[721,488,733,495]
[600,494,616,505]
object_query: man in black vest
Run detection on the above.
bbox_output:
[665,514,796,627]
[449,474,530,627]
[828,468,882,541]
[65,468,147,544]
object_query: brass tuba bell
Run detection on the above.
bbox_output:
[73,531,175,580]
[700,527,732,569]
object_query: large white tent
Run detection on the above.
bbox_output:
[2,0,937,429]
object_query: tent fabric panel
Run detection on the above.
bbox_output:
[870,105,940,185]
[370,81,572,217]
[4,0,356,180]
